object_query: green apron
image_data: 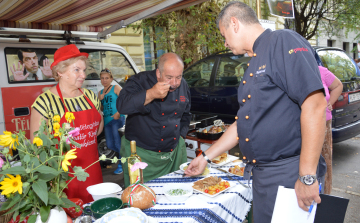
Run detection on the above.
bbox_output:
[120,136,187,187]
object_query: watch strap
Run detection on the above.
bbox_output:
[299,174,317,185]
[201,151,211,163]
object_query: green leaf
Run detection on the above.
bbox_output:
[47,157,58,169]
[33,165,60,175]
[24,154,31,163]
[73,166,89,182]
[0,193,20,211]
[40,205,51,222]
[69,138,81,148]
[0,166,26,175]
[32,180,48,205]
[19,209,33,221]
[38,173,58,181]
[30,157,40,168]
[27,215,38,223]
[39,151,47,163]
[48,192,63,205]
[60,197,77,209]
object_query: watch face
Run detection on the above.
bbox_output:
[304,175,314,185]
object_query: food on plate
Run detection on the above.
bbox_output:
[121,184,156,209]
[183,165,210,176]
[229,165,245,176]
[211,153,228,164]
[167,189,190,196]
[192,176,230,195]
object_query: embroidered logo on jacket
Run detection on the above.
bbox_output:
[289,47,308,54]
[180,96,186,102]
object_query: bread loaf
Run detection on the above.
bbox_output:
[121,184,156,210]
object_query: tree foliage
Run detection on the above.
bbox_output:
[131,0,232,68]
[285,0,360,40]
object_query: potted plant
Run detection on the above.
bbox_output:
[0,112,116,223]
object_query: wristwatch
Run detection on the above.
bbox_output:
[201,151,211,163]
[299,174,317,185]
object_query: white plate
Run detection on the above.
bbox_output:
[179,162,211,177]
[219,161,247,177]
[210,154,240,167]
[107,216,141,223]
[99,207,148,223]
[192,178,235,198]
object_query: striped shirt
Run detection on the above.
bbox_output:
[32,89,101,131]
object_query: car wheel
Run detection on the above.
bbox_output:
[97,136,116,159]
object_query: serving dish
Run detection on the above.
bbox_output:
[99,207,148,223]
[179,162,211,177]
[218,161,250,177]
[86,182,122,201]
[192,177,235,198]
[163,183,193,202]
[210,154,240,167]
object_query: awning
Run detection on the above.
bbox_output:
[0,0,207,32]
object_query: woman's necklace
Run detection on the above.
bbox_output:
[104,85,112,94]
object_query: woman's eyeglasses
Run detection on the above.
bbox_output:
[101,69,111,73]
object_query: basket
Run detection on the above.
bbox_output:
[0,207,14,223]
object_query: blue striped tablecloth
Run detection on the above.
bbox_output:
[142,164,253,223]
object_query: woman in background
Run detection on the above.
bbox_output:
[319,65,343,194]
[98,68,125,174]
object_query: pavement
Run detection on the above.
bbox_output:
[101,135,360,223]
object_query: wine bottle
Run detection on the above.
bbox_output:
[127,140,143,184]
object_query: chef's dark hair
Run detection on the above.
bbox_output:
[17,49,37,62]
[158,53,184,73]
[217,1,260,29]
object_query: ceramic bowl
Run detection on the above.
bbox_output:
[163,183,193,202]
[86,182,122,201]
[99,207,148,223]
[83,197,123,219]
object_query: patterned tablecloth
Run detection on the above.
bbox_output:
[141,164,253,223]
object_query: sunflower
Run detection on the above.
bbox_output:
[33,137,43,147]
[62,149,77,172]
[65,112,75,123]
[53,114,61,123]
[0,174,23,195]
[0,131,19,149]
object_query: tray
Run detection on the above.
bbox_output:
[192,178,236,198]
[210,154,239,167]
[196,125,224,140]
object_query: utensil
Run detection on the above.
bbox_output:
[216,168,249,188]
[83,197,123,219]
[79,215,93,223]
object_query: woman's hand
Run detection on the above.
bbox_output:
[112,112,120,120]
[327,102,333,111]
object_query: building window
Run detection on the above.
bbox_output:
[343,42,349,55]
[327,40,333,47]
[143,27,166,71]
[353,43,357,59]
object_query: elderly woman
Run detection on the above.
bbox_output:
[30,44,104,203]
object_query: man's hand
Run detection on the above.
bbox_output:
[294,179,321,211]
[40,58,52,78]
[184,155,208,176]
[11,62,29,81]
[111,112,120,120]
[149,81,171,99]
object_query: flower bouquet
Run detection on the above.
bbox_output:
[0,112,116,223]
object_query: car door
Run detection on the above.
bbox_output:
[184,57,217,114]
[209,54,250,121]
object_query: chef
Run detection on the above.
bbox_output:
[117,52,191,187]
[185,2,327,222]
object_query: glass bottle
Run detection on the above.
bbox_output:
[127,140,143,184]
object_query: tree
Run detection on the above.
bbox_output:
[284,0,360,40]
[131,0,232,68]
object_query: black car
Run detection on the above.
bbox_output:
[184,48,360,143]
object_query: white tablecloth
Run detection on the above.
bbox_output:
[141,165,253,223]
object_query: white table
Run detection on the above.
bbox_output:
[141,165,253,223]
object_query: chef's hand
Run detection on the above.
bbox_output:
[294,179,321,211]
[11,62,29,81]
[150,81,170,99]
[184,155,207,176]
[112,112,120,120]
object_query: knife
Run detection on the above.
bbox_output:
[216,168,249,188]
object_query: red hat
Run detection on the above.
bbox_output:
[50,44,89,69]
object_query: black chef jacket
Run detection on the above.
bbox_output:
[117,70,191,152]
[237,29,324,164]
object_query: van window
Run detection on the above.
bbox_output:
[214,55,250,86]
[81,50,136,80]
[317,50,357,80]
[184,57,215,87]
[5,48,56,83]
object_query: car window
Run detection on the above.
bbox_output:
[81,50,136,81]
[214,55,250,86]
[184,57,215,87]
[317,50,357,80]
[5,48,56,83]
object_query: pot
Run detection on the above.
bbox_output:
[35,207,67,223]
